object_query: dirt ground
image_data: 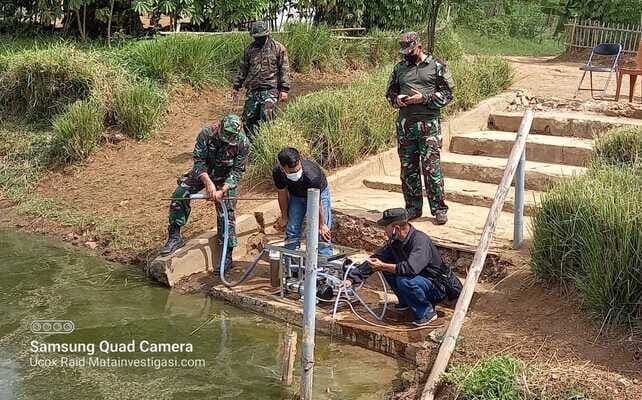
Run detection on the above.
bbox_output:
[2,58,641,398]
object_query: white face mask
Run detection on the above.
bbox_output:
[285,168,303,181]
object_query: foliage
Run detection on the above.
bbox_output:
[593,126,642,169]
[249,52,512,184]
[112,79,167,139]
[0,47,98,121]
[453,0,549,39]
[51,99,105,162]
[444,355,523,400]
[119,33,247,85]
[531,163,642,327]
[544,0,642,25]
[280,23,340,72]
[456,28,564,57]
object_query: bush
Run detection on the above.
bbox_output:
[434,27,465,63]
[531,166,642,326]
[446,56,513,116]
[279,23,341,73]
[112,80,167,139]
[593,126,642,168]
[120,33,248,86]
[0,47,102,121]
[51,100,105,162]
[444,355,523,400]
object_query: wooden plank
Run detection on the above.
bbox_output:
[420,111,535,400]
[280,326,298,386]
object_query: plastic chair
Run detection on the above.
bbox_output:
[615,40,642,102]
[575,43,623,99]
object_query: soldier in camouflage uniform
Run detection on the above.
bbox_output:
[385,32,455,225]
[232,21,290,141]
[160,114,250,270]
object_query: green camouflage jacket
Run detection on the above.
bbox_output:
[232,38,290,92]
[192,123,250,189]
[385,55,455,121]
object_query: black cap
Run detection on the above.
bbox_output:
[376,208,408,226]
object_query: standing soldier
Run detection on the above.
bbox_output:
[232,21,290,141]
[385,32,454,225]
[160,114,250,271]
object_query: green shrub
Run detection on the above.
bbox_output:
[444,355,523,400]
[0,47,101,121]
[446,56,513,116]
[120,33,248,86]
[434,27,465,63]
[247,120,311,183]
[51,100,105,162]
[112,79,167,139]
[279,23,342,73]
[593,126,642,168]
[531,166,642,326]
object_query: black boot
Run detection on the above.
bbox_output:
[160,224,184,256]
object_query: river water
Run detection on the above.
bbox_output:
[0,230,404,399]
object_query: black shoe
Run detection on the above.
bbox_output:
[434,211,448,225]
[412,312,438,327]
[160,224,184,256]
[406,209,422,221]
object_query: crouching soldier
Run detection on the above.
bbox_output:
[160,114,250,271]
[341,208,462,326]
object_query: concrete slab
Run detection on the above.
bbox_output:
[332,186,528,250]
[363,175,541,216]
[489,111,642,139]
[440,152,586,191]
[208,271,450,364]
[450,131,593,167]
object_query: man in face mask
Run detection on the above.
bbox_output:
[272,147,332,256]
[385,32,455,226]
[341,208,459,326]
[232,21,290,141]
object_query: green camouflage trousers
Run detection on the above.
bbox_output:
[242,88,279,141]
[168,173,238,248]
[396,117,448,216]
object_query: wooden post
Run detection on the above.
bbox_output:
[420,110,535,400]
[569,18,577,53]
[281,326,298,385]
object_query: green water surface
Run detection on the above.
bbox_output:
[0,230,404,400]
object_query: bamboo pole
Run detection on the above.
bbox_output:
[281,326,298,386]
[420,110,535,400]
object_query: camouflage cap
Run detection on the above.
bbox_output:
[250,21,270,38]
[220,114,243,145]
[399,32,420,54]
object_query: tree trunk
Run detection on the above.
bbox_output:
[107,0,115,46]
[82,3,87,40]
[75,8,84,40]
[426,0,443,54]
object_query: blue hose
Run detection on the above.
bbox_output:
[218,201,263,288]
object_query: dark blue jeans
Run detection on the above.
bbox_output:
[384,272,445,321]
[285,187,332,256]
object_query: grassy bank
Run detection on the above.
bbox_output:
[249,51,513,183]
[444,355,589,400]
[457,28,565,56]
[531,126,642,329]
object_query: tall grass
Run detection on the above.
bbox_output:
[112,79,167,139]
[51,99,105,162]
[531,165,642,326]
[249,69,394,181]
[593,126,642,168]
[119,33,248,86]
[444,355,523,400]
[0,47,102,121]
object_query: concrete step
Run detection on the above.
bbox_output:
[450,131,593,167]
[333,186,528,250]
[439,152,586,191]
[362,175,541,216]
[488,111,642,139]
